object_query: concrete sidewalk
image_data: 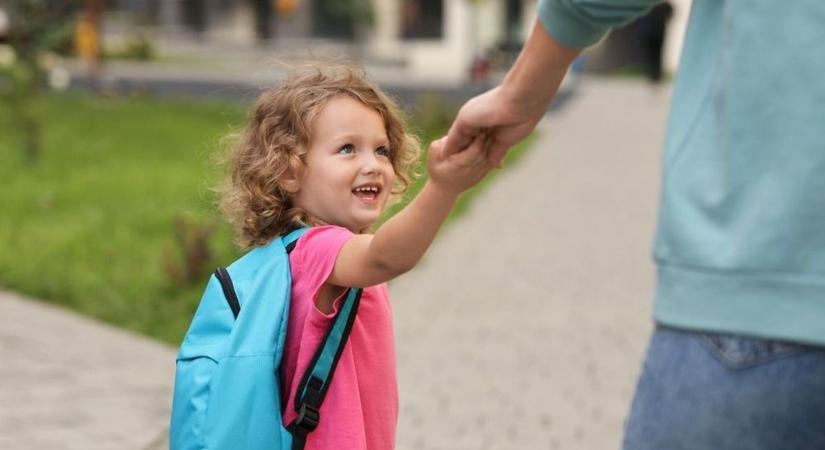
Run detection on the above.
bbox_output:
[0,290,174,450]
[0,77,669,450]
[390,78,667,449]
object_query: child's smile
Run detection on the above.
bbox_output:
[352,183,382,204]
[291,96,396,233]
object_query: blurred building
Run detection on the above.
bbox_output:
[585,0,690,78]
[106,0,689,83]
[105,0,534,83]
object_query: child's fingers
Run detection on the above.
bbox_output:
[443,122,479,158]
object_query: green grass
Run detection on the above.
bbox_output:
[0,93,244,344]
[0,92,536,345]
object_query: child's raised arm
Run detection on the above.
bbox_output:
[328,134,492,289]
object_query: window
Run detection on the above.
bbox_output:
[401,0,442,39]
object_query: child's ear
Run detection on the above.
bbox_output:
[281,179,300,194]
[281,169,302,194]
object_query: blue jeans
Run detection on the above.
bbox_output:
[622,326,825,450]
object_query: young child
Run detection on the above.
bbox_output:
[220,65,491,449]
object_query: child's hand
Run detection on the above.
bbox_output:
[426,134,493,196]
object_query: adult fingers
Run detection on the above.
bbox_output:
[443,120,479,159]
[487,141,511,168]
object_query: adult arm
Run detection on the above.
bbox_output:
[445,0,662,166]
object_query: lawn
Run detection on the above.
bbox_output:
[0,92,534,345]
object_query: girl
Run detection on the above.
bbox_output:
[220,65,492,449]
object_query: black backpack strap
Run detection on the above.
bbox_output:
[214,267,241,319]
[288,286,363,450]
[282,227,307,253]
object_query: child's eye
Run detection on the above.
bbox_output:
[376,146,392,158]
[338,143,355,154]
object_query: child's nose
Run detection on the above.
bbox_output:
[360,151,380,174]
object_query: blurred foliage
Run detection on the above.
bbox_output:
[0,1,78,58]
[162,215,217,287]
[327,0,374,27]
[410,91,456,137]
[0,91,536,346]
[0,0,78,164]
[38,19,76,56]
[104,32,156,61]
[0,55,41,165]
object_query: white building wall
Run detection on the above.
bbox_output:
[369,0,403,57]
[405,0,474,83]
[369,0,547,84]
[197,2,256,45]
[476,0,505,53]
[664,0,691,72]
[522,0,537,41]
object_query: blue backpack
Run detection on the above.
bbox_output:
[169,228,362,450]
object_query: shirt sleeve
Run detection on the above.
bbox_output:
[291,226,354,318]
[538,0,662,49]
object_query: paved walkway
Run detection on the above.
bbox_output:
[0,77,670,450]
[391,78,668,450]
[0,291,174,450]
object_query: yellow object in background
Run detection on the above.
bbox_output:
[74,17,99,60]
[276,0,300,16]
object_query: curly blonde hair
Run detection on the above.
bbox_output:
[219,64,421,249]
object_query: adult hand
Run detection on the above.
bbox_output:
[443,20,580,167]
[427,135,493,197]
[444,86,544,168]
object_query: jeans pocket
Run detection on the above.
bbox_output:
[697,332,806,370]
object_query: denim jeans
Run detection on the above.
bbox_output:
[622,326,825,450]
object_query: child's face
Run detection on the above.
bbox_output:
[291,96,396,233]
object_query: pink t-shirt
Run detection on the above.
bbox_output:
[281,226,398,450]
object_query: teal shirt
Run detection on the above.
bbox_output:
[538,0,825,345]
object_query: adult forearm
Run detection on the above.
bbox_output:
[500,19,581,118]
[369,181,457,275]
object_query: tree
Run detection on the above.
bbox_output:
[0,0,78,164]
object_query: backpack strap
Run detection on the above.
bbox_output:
[212,229,309,321]
[214,267,241,319]
[282,227,308,253]
[215,226,360,449]
[288,286,363,450]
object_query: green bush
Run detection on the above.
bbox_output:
[40,19,77,56]
[104,33,156,61]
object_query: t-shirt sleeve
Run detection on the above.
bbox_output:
[291,225,354,318]
[537,0,661,49]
